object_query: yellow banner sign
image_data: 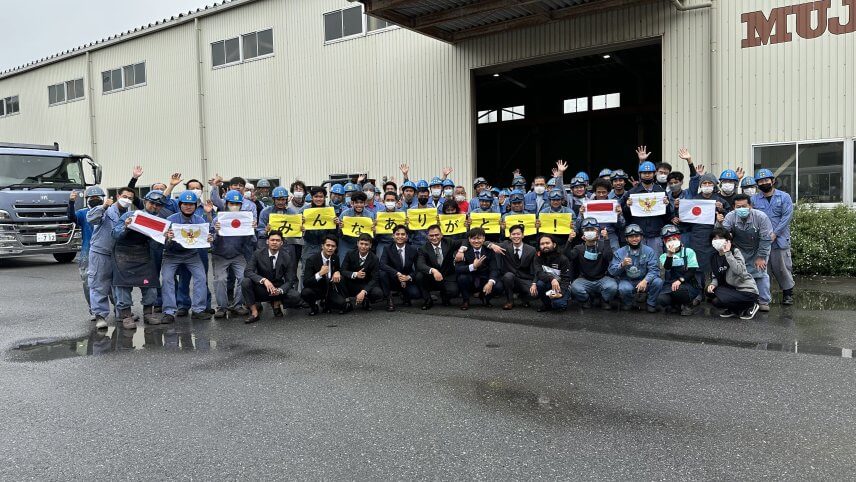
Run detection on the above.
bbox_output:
[407,208,438,231]
[504,214,537,237]
[438,214,467,235]
[342,216,374,238]
[538,212,573,235]
[302,207,336,231]
[267,213,303,238]
[469,212,501,234]
[375,211,407,235]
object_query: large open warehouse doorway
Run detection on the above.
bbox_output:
[475,43,662,187]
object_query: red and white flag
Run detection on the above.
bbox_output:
[584,200,618,224]
[217,211,254,236]
[128,211,169,244]
[679,199,716,225]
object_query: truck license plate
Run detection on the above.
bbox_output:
[37,233,56,243]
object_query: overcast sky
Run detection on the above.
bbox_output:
[0,0,211,72]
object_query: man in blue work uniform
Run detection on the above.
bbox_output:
[752,168,795,305]
[624,161,671,258]
[67,186,104,320]
[609,224,663,312]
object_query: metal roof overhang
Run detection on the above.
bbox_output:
[356,0,663,43]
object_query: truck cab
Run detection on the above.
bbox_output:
[0,142,102,262]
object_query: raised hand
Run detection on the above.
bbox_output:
[169,173,183,186]
[70,190,78,201]
[696,164,706,176]
[512,168,521,177]
[399,164,410,177]
[736,167,745,181]
[203,200,214,214]
[556,160,568,173]
[636,146,652,163]
[678,148,692,162]
[103,197,115,207]
[442,167,453,178]
[132,166,143,179]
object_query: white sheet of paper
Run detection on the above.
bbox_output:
[171,223,211,249]
[217,211,254,236]
[629,193,667,217]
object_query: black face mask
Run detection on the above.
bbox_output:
[417,196,429,205]
[758,183,774,193]
[88,198,103,208]
[641,177,654,185]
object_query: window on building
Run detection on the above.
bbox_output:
[501,105,525,121]
[477,110,498,124]
[324,6,363,42]
[50,78,85,106]
[563,97,588,114]
[0,95,20,117]
[592,92,620,111]
[102,63,146,93]
[212,29,274,68]
[753,140,854,204]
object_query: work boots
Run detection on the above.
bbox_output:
[120,309,136,330]
[143,306,161,325]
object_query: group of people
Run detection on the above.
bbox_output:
[68,146,795,327]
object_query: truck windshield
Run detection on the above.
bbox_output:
[0,154,84,188]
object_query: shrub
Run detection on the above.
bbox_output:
[791,204,856,276]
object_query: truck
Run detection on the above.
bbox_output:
[0,142,102,263]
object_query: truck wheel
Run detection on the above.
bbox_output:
[53,253,77,263]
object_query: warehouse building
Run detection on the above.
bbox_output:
[0,0,854,205]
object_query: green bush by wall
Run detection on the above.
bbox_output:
[791,204,856,276]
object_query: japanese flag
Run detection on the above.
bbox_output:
[128,211,169,244]
[217,211,254,236]
[679,199,716,225]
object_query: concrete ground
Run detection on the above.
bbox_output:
[1,256,855,480]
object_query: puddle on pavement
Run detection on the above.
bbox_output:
[794,290,856,311]
[8,325,216,362]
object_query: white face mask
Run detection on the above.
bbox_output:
[454,195,465,202]
[117,197,132,209]
[711,238,727,251]
[533,185,546,195]
[700,185,714,195]
[656,174,668,184]
[431,189,441,197]
[384,201,396,210]
[583,230,598,241]
[443,188,453,197]
[292,190,304,199]
[720,182,736,195]
[666,239,681,252]
[228,205,241,212]
[364,191,374,201]
[191,189,203,200]
[743,187,757,196]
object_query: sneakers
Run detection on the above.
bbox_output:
[231,306,250,316]
[213,309,227,319]
[94,316,108,330]
[782,294,795,305]
[175,308,189,317]
[740,303,760,320]
[191,311,210,320]
[719,309,737,318]
[758,303,770,312]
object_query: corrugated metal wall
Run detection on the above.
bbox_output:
[4,0,849,192]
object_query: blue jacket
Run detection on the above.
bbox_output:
[752,189,793,249]
[622,184,671,238]
[87,204,126,256]
[68,203,92,257]
[524,191,548,214]
[609,245,659,283]
[210,186,258,220]
[164,212,211,258]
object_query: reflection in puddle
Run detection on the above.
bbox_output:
[8,325,216,362]
[794,290,856,311]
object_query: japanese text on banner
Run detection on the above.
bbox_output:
[268,213,303,237]
[469,212,501,234]
[342,217,374,237]
[375,212,406,234]
[407,208,438,231]
[438,214,467,235]
[504,214,537,237]
[302,207,336,231]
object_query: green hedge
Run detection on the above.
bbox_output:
[791,204,856,276]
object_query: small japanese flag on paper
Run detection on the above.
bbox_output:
[679,199,716,225]
[217,211,254,236]
[584,200,618,224]
[128,211,169,244]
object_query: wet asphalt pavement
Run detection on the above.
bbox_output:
[2,256,856,479]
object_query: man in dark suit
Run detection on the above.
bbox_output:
[241,230,300,324]
[416,224,462,310]
[301,234,350,315]
[492,224,537,310]
[379,224,422,312]
[454,227,503,310]
[340,233,384,311]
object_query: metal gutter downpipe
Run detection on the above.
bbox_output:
[671,0,712,11]
[194,18,209,179]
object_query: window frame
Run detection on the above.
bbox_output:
[0,95,20,118]
[323,4,398,45]
[751,137,855,207]
[211,28,275,70]
[48,78,85,107]
[101,62,147,95]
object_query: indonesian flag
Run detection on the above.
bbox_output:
[584,200,618,224]
[217,211,254,236]
[128,211,169,244]
[679,199,716,225]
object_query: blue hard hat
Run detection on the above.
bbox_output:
[740,176,757,188]
[581,217,599,229]
[574,171,590,182]
[477,191,493,202]
[512,175,526,186]
[224,189,244,204]
[660,224,680,238]
[304,194,312,203]
[548,189,564,200]
[473,177,487,187]
[416,180,430,190]
[510,192,525,202]
[144,190,167,205]
[84,186,106,198]
[343,182,357,193]
[331,184,345,195]
[625,224,643,236]
[570,177,587,188]
[442,179,455,188]
[639,161,656,173]
[272,186,289,198]
[598,169,613,178]
[178,190,198,204]
[719,169,738,181]
[429,177,443,187]
[755,168,774,180]
[610,169,629,180]
[490,187,500,195]
[255,179,271,188]
[402,180,417,190]
[547,178,557,187]
[499,189,510,196]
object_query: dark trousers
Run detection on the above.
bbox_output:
[240,278,300,308]
[457,273,503,302]
[709,286,758,312]
[501,272,535,303]
[300,279,347,309]
[657,283,699,308]
[421,274,458,301]
[342,279,384,304]
[380,272,423,300]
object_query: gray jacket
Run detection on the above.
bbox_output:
[710,248,759,295]
[722,209,772,278]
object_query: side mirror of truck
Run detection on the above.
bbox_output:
[94,164,102,185]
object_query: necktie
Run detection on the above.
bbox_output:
[474,250,481,259]
[515,248,521,262]
[399,248,405,267]
[325,258,331,278]
[270,255,276,268]
[434,245,443,265]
